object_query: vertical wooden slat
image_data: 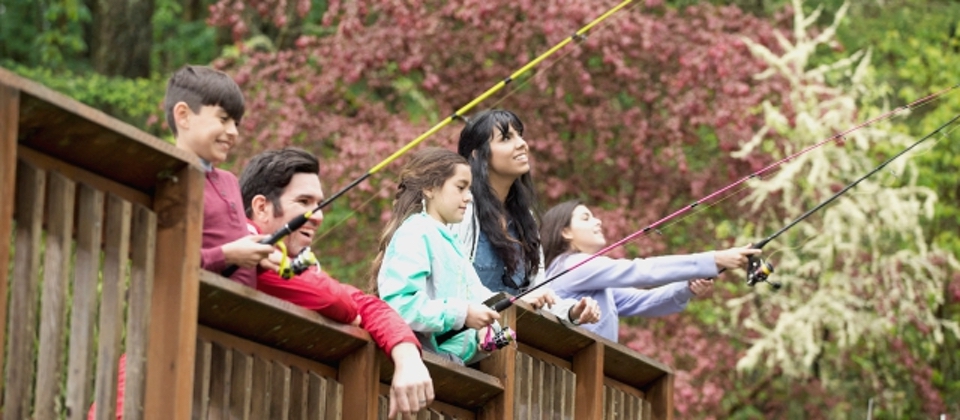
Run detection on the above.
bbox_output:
[478,306,517,420]
[229,350,253,420]
[307,372,327,420]
[144,165,204,420]
[271,361,291,420]
[573,342,604,420]
[3,162,45,420]
[192,339,212,420]
[563,366,576,420]
[530,357,542,420]
[289,366,307,420]
[642,399,652,420]
[0,83,20,407]
[514,352,530,419]
[602,386,611,420]
[94,194,131,420]
[541,361,555,420]
[646,374,674,420]
[250,356,272,420]
[208,342,232,420]
[325,378,342,420]
[34,173,75,419]
[338,341,378,420]
[124,205,156,420]
[65,184,104,419]
[376,395,387,420]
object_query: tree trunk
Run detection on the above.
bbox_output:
[90,0,154,78]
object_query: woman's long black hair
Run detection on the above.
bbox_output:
[458,109,540,288]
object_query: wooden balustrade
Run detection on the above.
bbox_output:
[0,67,674,420]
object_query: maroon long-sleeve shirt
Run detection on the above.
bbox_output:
[200,168,257,288]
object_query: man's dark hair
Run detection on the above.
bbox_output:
[163,65,245,136]
[239,148,320,218]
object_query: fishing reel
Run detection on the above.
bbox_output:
[480,325,517,352]
[746,255,781,290]
[277,243,320,280]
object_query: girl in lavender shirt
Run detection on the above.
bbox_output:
[540,200,760,342]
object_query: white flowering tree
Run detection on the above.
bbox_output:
[728,0,960,414]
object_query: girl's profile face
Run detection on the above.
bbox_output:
[486,124,530,180]
[562,205,606,253]
[424,164,473,224]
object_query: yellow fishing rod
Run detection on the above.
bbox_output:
[223,0,638,277]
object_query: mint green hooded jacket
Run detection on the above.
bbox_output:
[377,213,495,364]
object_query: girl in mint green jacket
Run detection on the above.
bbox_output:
[373,148,553,365]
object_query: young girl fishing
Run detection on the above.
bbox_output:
[373,147,556,365]
[540,200,761,342]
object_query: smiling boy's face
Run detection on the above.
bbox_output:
[174,103,238,165]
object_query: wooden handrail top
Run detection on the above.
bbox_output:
[197,271,370,364]
[0,67,201,194]
[511,298,674,390]
[378,351,503,410]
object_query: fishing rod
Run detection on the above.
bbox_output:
[221,0,639,277]
[739,112,960,289]
[436,94,960,344]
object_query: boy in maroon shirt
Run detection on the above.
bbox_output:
[165,65,275,286]
[240,148,434,418]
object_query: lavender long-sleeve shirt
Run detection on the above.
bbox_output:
[545,252,718,341]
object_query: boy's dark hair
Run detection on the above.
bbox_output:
[164,65,245,136]
[239,147,320,218]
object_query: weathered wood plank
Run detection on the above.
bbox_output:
[514,352,530,420]
[270,361,292,420]
[0,83,20,405]
[0,67,200,194]
[307,371,327,420]
[197,271,369,363]
[65,184,104,420]
[192,339,212,420]
[644,373,674,420]
[3,162,45,420]
[478,305,517,420]
[144,165,204,420]
[94,194,131,420]
[249,356,272,420]
[378,348,502,410]
[208,342,232,420]
[34,172,75,419]
[123,205,157,420]
[339,341,378,420]
[18,145,152,208]
[292,366,311,420]
[573,342,604,420]
[229,350,253,420]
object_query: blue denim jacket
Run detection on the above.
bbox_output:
[473,224,526,296]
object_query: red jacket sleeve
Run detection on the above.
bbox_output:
[256,268,359,325]
[348,285,421,355]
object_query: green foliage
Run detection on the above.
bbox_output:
[0,0,91,70]
[3,62,169,138]
[152,0,221,75]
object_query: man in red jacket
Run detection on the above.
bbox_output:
[240,147,433,419]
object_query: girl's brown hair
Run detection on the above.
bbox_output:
[540,200,583,271]
[369,147,469,293]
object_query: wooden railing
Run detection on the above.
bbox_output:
[0,67,674,420]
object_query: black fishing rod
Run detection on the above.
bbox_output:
[738,113,960,289]
[438,112,960,345]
